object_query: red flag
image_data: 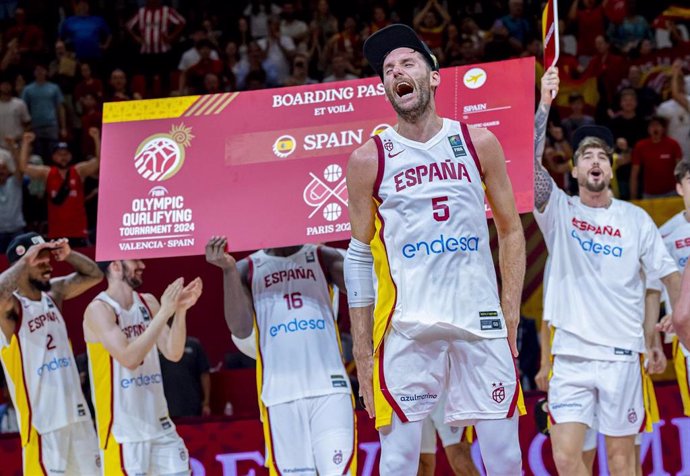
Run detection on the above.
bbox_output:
[542,0,559,68]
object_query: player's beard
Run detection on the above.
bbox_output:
[29,278,51,292]
[121,262,143,289]
[386,76,432,123]
[578,174,608,193]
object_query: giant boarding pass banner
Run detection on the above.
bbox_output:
[96,57,535,259]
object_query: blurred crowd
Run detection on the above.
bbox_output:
[0,0,688,253]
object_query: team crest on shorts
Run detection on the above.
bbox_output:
[627,408,638,423]
[333,450,343,465]
[179,449,188,461]
[491,382,505,403]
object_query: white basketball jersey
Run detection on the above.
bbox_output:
[535,187,677,355]
[249,245,351,407]
[0,292,89,437]
[370,119,504,349]
[88,292,174,444]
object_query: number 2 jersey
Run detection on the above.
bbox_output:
[371,119,505,351]
[0,292,90,445]
[248,245,351,407]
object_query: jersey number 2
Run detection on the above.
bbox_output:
[432,196,450,222]
[46,334,56,350]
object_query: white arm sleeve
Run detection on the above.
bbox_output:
[344,237,375,307]
[231,328,257,359]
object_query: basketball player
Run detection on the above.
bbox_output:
[418,399,479,476]
[205,237,357,475]
[345,24,526,475]
[0,232,103,475]
[647,160,690,416]
[534,66,681,476]
[83,261,202,475]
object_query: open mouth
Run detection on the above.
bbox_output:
[589,169,602,178]
[395,81,414,97]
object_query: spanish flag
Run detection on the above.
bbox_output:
[542,0,559,68]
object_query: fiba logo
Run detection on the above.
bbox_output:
[273,135,296,158]
[323,164,342,182]
[134,124,194,181]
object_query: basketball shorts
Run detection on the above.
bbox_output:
[548,355,646,437]
[673,338,690,416]
[374,327,524,429]
[420,395,465,454]
[102,430,190,475]
[263,393,356,475]
[24,420,100,475]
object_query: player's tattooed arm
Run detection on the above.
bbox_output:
[50,239,104,305]
[534,67,559,213]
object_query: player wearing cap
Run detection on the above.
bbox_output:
[0,232,103,475]
[205,238,357,476]
[534,66,681,476]
[18,128,100,246]
[83,260,202,476]
[345,24,526,475]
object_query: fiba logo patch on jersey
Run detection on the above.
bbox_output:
[134,124,194,182]
[491,382,505,403]
[447,134,467,157]
[139,306,151,321]
[272,135,296,158]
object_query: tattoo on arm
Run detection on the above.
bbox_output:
[65,251,102,278]
[0,263,27,303]
[52,252,103,301]
[534,103,554,211]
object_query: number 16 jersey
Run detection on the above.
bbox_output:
[249,245,351,407]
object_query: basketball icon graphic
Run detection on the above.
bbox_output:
[323,164,342,183]
[323,202,342,222]
[134,124,194,181]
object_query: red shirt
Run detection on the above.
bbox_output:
[46,166,88,239]
[126,6,186,54]
[576,6,605,56]
[632,137,682,195]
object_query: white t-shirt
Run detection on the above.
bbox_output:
[535,187,677,357]
[656,98,690,160]
[648,211,690,357]
[0,97,30,147]
[177,47,219,71]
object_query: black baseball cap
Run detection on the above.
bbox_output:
[571,125,614,150]
[51,142,69,154]
[363,23,439,79]
[6,232,45,264]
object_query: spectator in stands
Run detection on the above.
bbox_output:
[620,64,658,118]
[244,0,281,40]
[126,0,186,97]
[283,53,317,86]
[106,68,141,102]
[483,20,516,62]
[631,116,682,199]
[607,1,651,54]
[542,146,571,191]
[179,39,223,94]
[235,40,271,90]
[21,63,66,161]
[79,92,100,158]
[459,17,485,58]
[48,40,78,97]
[370,5,390,33]
[280,2,308,48]
[4,7,44,61]
[257,16,295,87]
[245,69,267,90]
[568,0,606,58]
[662,59,690,160]
[177,27,220,73]
[0,37,22,81]
[310,0,338,45]
[200,73,222,94]
[160,336,212,418]
[500,0,532,48]
[323,53,357,82]
[0,141,24,253]
[413,0,451,52]
[73,62,103,104]
[18,129,99,246]
[561,92,595,143]
[325,16,362,69]
[585,35,628,111]
[59,0,111,65]
[0,76,29,149]
[608,87,647,199]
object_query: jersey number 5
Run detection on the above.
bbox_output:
[283,292,303,310]
[432,196,450,222]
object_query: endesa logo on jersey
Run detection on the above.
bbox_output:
[120,372,163,389]
[269,318,326,337]
[570,230,623,257]
[36,356,71,376]
[402,234,479,259]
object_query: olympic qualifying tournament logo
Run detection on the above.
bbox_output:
[133,124,194,181]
